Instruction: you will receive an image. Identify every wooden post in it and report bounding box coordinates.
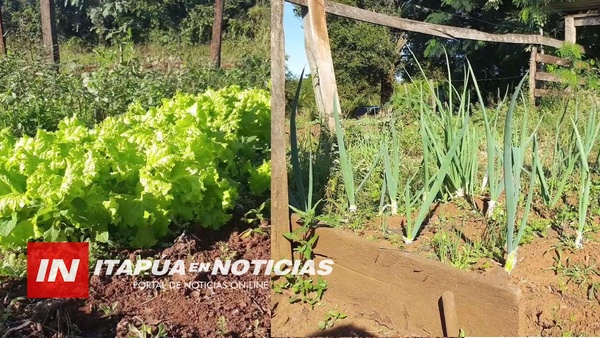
[565,16,576,43]
[40,0,59,64]
[529,46,537,106]
[210,0,224,68]
[0,4,6,56]
[302,7,326,120]
[270,0,292,261]
[305,0,340,131]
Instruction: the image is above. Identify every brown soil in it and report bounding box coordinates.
[0,222,271,338]
[272,199,600,337]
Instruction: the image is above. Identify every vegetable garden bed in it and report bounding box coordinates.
[273,222,522,337]
[273,211,600,337]
[0,85,272,337]
[274,64,600,336]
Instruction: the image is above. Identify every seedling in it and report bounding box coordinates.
[217,242,237,260]
[431,226,481,270]
[318,310,347,330]
[283,226,319,261]
[217,316,228,337]
[241,201,268,226]
[273,274,328,308]
[99,301,119,318]
[127,322,167,338]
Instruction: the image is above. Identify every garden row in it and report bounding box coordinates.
[0,86,271,250]
[291,61,600,274]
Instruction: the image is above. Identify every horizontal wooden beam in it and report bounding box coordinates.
[535,53,571,67]
[534,88,571,98]
[286,0,587,53]
[575,16,600,27]
[571,13,600,19]
[535,71,564,83]
[535,71,586,85]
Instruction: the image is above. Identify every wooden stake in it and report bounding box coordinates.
[305,0,340,131]
[210,0,224,68]
[441,291,459,337]
[270,0,292,261]
[40,0,59,64]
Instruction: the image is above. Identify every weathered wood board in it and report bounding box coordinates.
[288,227,524,337]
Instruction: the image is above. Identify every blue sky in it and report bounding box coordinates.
[284,3,309,77]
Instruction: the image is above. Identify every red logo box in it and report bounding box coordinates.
[27,242,89,299]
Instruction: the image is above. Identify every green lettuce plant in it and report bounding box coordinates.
[0,86,270,248]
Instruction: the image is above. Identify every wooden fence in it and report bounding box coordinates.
[528,46,593,102]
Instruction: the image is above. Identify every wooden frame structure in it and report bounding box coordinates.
[270,0,590,259]
[529,47,570,101]
[529,5,600,102]
[564,13,600,43]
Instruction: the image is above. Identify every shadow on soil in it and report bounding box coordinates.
[0,277,119,337]
[304,325,373,337]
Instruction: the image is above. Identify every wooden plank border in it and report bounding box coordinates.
[272,227,523,336]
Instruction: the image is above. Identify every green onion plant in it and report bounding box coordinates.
[415,53,481,200]
[403,103,471,244]
[332,95,356,213]
[570,107,600,249]
[503,76,540,274]
[289,68,323,222]
[535,105,580,208]
[468,61,505,217]
[289,68,307,211]
[381,119,402,215]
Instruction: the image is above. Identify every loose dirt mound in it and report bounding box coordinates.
[0,223,270,337]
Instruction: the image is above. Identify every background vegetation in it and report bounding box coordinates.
[0,0,272,274]
[289,0,600,114]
